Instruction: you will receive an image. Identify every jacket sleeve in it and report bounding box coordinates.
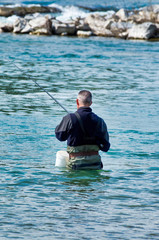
[97,118,110,152]
[55,114,72,141]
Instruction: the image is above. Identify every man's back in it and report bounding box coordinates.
[55,107,110,162]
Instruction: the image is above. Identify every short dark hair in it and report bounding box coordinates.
[77,90,92,104]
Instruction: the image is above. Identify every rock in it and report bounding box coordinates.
[103,10,115,20]
[142,5,159,14]
[30,28,51,35]
[13,16,52,35]
[118,31,128,39]
[115,9,129,21]
[85,14,105,28]
[77,30,92,37]
[0,22,13,32]
[0,15,18,32]
[52,20,76,35]
[1,3,159,41]
[107,21,128,38]
[0,7,14,17]
[24,12,41,21]
[60,32,68,36]
[0,6,61,17]
[104,19,114,29]
[110,21,132,31]
[84,14,113,36]
[128,5,159,23]
[128,12,145,23]
[127,22,158,40]
[109,21,133,37]
[21,24,33,34]
[28,16,52,35]
[157,13,159,23]
[75,18,91,31]
[139,8,157,23]
[13,18,28,33]
[92,28,113,37]
[23,6,61,15]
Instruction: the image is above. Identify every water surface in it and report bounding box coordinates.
[0,32,159,239]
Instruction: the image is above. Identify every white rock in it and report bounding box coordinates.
[85,14,106,28]
[28,16,52,35]
[0,22,13,32]
[75,19,91,31]
[77,30,92,37]
[84,14,113,36]
[118,31,128,38]
[52,20,76,35]
[139,9,156,22]
[21,23,32,33]
[127,22,157,39]
[103,10,115,20]
[104,19,113,29]
[30,28,51,35]
[110,21,132,32]
[115,8,129,20]
[142,5,159,14]
[13,18,27,33]
[29,16,47,28]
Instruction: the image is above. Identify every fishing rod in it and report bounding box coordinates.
[7,60,69,114]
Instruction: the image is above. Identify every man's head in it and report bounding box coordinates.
[76,90,92,109]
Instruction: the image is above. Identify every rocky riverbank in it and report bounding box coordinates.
[0,4,159,40]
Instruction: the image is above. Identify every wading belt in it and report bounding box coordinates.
[69,151,99,158]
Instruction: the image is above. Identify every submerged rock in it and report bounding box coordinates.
[0,6,61,17]
[0,7,14,17]
[77,30,92,37]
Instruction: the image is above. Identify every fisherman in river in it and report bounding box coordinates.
[55,90,110,170]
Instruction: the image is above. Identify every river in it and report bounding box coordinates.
[0,6,159,239]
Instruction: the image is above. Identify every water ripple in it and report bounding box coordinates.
[0,33,159,239]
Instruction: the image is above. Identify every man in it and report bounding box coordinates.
[55,90,110,170]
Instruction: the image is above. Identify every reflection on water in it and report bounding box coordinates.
[61,170,111,187]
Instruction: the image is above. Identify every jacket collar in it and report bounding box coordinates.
[77,107,92,113]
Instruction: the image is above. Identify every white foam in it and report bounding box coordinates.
[0,3,43,8]
[2,4,24,8]
[0,15,19,25]
[56,5,88,22]
[0,3,116,23]
[48,3,64,11]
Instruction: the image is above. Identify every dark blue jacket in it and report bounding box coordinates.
[55,107,110,152]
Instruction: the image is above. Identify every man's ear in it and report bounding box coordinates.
[76,99,79,107]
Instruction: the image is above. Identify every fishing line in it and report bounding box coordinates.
[4,59,69,114]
